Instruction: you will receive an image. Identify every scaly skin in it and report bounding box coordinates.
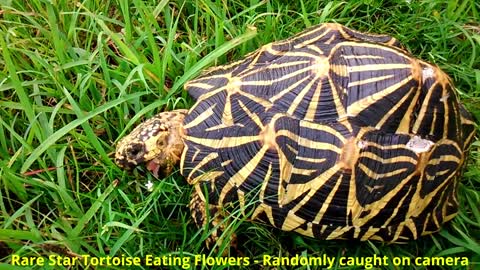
[115,109,187,177]
[115,109,230,249]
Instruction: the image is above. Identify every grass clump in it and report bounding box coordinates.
[0,0,479,269]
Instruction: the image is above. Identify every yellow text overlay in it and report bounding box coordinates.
[10,254,470,269]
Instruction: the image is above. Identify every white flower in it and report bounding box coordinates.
[145,180,154,192]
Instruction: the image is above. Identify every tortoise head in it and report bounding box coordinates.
[115,109,188,178]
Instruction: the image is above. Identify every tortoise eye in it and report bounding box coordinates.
[157,137,167,148]
[127,144,144,158]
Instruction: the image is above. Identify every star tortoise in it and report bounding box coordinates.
[115,23,475,243]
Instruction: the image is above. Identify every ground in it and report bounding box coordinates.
[0,0,479,269]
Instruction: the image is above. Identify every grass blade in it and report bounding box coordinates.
[20,92,147,173]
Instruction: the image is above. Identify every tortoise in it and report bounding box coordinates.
[115,23,475,244]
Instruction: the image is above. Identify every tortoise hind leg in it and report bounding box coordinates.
[190,184,237,252]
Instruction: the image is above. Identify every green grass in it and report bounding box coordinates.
[0,0,479,269]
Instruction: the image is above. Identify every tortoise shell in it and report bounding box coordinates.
[179,23,475,242]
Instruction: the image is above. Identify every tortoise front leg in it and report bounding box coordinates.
[190,184,237,252]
